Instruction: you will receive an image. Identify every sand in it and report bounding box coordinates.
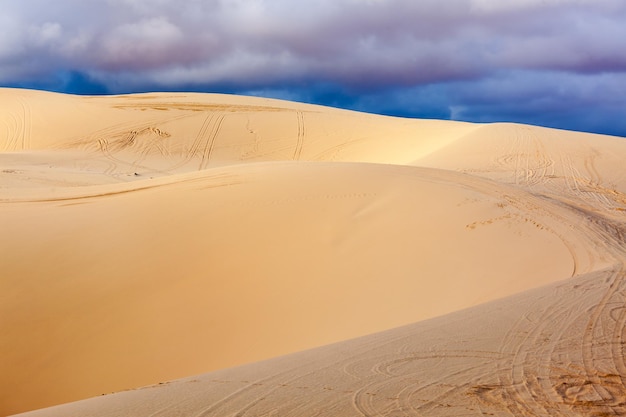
[2,88,625,416]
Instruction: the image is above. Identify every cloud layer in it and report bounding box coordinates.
[2,0,626,136]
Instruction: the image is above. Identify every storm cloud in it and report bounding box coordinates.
[2,0,626,136]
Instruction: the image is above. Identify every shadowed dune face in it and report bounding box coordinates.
[2,89,626,416]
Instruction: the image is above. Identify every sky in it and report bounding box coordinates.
[1,0,626,137]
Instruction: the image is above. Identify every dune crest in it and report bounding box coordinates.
[2,89,625,416]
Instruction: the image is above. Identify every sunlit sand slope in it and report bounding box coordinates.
[416,122,626,217]
[0,88,475,189]
[2,89,625,416]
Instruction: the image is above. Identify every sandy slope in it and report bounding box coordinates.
[2,88,625,416]
[17,264,626,417]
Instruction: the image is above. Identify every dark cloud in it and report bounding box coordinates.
[1,0,626,136]
[12,71,109,95]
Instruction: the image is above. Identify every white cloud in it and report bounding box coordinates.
[0,14,24,59]
[29,22,62,46]
[100,17,185,68]
[106,16,182,46]
[470,0,597,13]
[3,0,625,84]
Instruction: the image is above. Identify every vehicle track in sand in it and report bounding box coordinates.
[494,125,555,188]
[1,96,32,151]
[348,353,505,416]
[471,201,626,416]
[190,361,319,417]
[293,111,305,160]
[61,113,194,178]
[164,112,225,172]
[0,109,20,151]
[128,127,172,160]
[19,97,32,151]
[199,114,225,170]
[235,111,308,162]
[484,124,626,215]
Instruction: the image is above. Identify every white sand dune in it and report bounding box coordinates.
[1,88,625,416]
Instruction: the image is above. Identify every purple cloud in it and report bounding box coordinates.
[1,0,626,136]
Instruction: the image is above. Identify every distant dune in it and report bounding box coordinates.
[2,88,625,416]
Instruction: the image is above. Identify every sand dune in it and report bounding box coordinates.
[17,265,626,417]
[2,88,625,416]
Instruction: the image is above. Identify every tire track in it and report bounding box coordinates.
[130,127,172,168]
[191,362,315,417]
[348,351,505,416]
[0,95,32,151]
[0,117,9,151]
[475,200,626,416]
[611,297,626,390]
[494,126,555,188]
[292,110,305,160]
[164,112,223,172]
[584,150,602,186]
[550,274,626,415]
[4,100,25,151]
[559,153,615,211]
[96,139,119,176]
[199,114,225,170]
[62,112,191,151]
[578,261,626,415]
[560,154,583,196]
[18,97,32,150]
[455,169,626,417]
[399,360,500,416]
[181,113,215,168]
[527,130,555,187]
[1,110,19,151]
[77,113,192,177]
[494,284,583,417]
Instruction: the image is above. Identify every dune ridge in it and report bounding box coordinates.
[1,88,625,416]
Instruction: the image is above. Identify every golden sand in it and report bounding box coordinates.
[2,88,625,416]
